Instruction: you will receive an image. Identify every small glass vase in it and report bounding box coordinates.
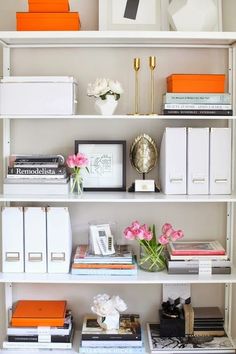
[139,244,166,272]
[70,173,83,195]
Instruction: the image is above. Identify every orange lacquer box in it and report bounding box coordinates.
[167,74,225,93]
[28,0,70,13]
[16,12,80,31]
[11,300,67,327]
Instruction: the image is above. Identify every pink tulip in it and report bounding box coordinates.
[131,221,141,230]
[123,227,136,240]
[171,230,184,241]
[162,223,173,234]
[159,234,169,245]
[66,153,89,169]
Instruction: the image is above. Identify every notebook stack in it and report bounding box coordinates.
[71,245,137,276]
[163,74,232,116]
[79,314,145,354]
[166,240,231,275]
[3,300,74,349]
[16,0,80,31]
[193,307,225,336]
[4,154,69,195]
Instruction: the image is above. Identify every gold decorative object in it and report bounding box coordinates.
[149,56,157,115]
[130,133,158,176]
[133,57,140,115]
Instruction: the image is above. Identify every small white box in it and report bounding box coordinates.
[135,180,155,192]
[210,128,231,195]
[187,128,209,195]
[2,207,24,272]
[24,207,47,273]
[47,207,72,273]
[0,76,77,115]
[160,127,187,194]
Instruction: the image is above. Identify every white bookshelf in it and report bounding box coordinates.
[0,29,236,353]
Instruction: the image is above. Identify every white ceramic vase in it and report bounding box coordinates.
[95,95,118,116]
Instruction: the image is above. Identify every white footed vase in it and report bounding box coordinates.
[95,95,118,116]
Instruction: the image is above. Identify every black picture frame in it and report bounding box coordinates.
[75,140,126,192]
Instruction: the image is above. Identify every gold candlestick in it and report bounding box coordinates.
[149,56,156,115]
[134,57,140,115]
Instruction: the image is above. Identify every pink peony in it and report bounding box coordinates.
[159,234,169,245]
[171,230,184,241]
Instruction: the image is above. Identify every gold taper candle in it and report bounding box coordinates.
[134,57,140,114]
[149,56,157,114]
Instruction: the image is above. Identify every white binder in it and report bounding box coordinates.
[187,128,209,195]
[160,127,187,194]
[2,207,24,272]
[210,128,232,195]
[46,207,72,273]
[24,207,47,273]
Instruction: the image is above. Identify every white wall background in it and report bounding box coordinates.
[0,0,236,346]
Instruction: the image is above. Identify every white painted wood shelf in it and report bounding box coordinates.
[0,31,236,47]
[0,192,235,203]
[0,114,235,120]
[1,268,236,284]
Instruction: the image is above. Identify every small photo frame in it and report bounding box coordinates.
[99,0,168,31]
[75,140,126,191]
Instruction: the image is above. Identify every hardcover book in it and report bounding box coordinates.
[147,323,234,353]
[168,241,225,256]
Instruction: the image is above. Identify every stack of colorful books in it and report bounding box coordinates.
[3,300,74,349]
[166,240,231,275]
[79,314,145,354]
[4,154,69,195]
[71,244,137,276]
[16,0,80,31]
[163,74,232,116]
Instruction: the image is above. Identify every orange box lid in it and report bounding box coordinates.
[167,74,225,81]
[28,0,70,13]
[12,300,67,320]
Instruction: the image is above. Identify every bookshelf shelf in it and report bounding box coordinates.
[1,269,236,284]
[0,192,235,203]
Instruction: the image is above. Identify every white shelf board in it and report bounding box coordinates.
[1,268,236,284]
[0,31,236,47]
[0,114,235,120]
[0,192,236,203]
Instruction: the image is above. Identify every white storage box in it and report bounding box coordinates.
[0,76,78,115]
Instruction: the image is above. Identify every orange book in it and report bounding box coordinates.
[11,300,67,327]
[16,13,80,31]
[28,0,70,13]
[167,74,225,93]
[72,263,136,269]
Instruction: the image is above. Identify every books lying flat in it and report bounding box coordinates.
[163,104,232,110]
[72,263,136,269]
[163,109,233,116]
[7,166,67,178]
[168,241,226,259]
[73,244,133,264]
[8,332,72,343]
[79,345,146,353]
[82,314,141,341]
[168,267,231,274]
[9,154,65,165]
[4,181,69,195]
[194,307,223,321]
[147,323,234,353]
[71,266,137,276]
[163,93,231,104]
[3,339,72,349]
[167,259,231,268]
[11,300,67,327]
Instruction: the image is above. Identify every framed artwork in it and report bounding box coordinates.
[99,0,168,31]
[75,140,126,191]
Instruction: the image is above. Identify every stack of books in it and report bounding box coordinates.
[163,74,232,116]
[4,154,69,195]
[79,314,145,354]
[3,300,74,349]
[166,240,231,275]
[71,244,137,276]
[193,307,225,336]
[16,0,80,31]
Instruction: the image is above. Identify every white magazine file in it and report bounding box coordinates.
[187,127,209,195]
[159,127,187,194]
[24,207,47,273]
[2,207,24,272]
[46,207,72,273]
[210,128,231,195]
